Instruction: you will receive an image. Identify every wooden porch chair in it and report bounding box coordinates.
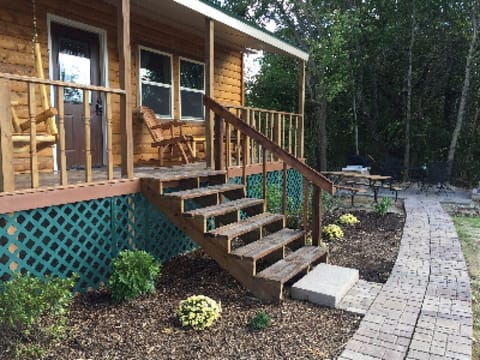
[139,106,195,166]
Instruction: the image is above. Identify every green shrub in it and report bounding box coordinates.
[339,213,359,225]
[249,310,272,330]
[176,295,221,330]
[14,342,46,359]
[0,273,76,336]
[374,197,392,216]
[0,272,76,358]
[266,184,283,213]
[108,250,161,301]
[322,191,339,214]
[322,224,344,240]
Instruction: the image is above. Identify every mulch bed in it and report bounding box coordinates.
[2,210,404,360]
[325,210,405,283]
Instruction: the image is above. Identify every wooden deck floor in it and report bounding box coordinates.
[13,162,211,191]
[2,161,286,214]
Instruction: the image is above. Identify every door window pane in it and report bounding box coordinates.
[139,48,172,118]
[180,59,205,120]
[59,38,91,103]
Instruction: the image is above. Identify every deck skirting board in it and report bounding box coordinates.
[0,179,140,214]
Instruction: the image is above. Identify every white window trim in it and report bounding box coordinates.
[179,56,205,121]
[139,46,174,119]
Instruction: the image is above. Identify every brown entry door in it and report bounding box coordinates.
[51,23,103,168]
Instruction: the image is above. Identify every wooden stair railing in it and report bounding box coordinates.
[203,95,334,246]
[140,99,335,302]
[140,169,328,303]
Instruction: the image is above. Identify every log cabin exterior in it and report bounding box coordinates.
[0,0,308,173]
[0,0,335,302]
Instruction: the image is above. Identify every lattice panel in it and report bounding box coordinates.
[287,169,304,211]
[0,199,114,291]
[0,194,197,292]
[229,169,304,213]
[112,194,145,253]
[140,200,198,261]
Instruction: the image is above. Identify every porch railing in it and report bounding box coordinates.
[0,72,126,192]
[224,105,304,167]
[205,95,333,245]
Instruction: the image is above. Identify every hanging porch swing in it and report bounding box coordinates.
[11,0,58,153]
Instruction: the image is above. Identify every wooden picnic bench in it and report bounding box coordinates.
[323,171,399,203]
[335,184,368,206]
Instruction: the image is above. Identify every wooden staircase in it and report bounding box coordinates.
[140,169,327,302]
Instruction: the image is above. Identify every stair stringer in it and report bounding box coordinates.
[140,179,285,302]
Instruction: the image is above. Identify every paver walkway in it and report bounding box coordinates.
[338,280,383,315]
[338,198,473,360]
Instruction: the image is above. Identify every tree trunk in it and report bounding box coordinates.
[404,0,416,181]
[447,8,478,178]
[310,97,328,171]
[319,97,328,171]
[353,91,359,156]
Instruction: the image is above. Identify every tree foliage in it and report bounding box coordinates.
[209,0,480,186]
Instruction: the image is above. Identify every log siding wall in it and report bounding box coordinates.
[0,0,243,169]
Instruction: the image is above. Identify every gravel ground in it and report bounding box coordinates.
[1,210,404,360]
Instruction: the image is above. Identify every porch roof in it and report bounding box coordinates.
[131,0,309,61]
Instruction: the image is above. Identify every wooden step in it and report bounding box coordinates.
[148,168,226,182]
[140,170,227,194]
[163,183,244,200]
[208,212,284,240]
[184,198,263,218]
[231,228,305,261]
[255,246,327,284]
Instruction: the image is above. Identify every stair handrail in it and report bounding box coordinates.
[203,95,335,195]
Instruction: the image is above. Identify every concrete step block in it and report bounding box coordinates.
[291,263,359,307]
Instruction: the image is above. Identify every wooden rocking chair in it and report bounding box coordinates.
[139,106,195,166]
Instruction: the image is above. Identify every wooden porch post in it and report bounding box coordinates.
[214,114,225,170]
[118,0,133,178]
[0,79,14,192]
[205,18,215,168]
[311,186,322,246]
[298,60,306,160]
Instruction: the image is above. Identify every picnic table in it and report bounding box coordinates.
[322,171,393,203]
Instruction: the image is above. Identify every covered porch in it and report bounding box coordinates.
[0,0,308,194]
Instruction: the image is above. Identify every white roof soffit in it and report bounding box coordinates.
[172,0,309,61]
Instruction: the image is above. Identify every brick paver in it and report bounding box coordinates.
[338,280,383,315]
[338,198,473,360]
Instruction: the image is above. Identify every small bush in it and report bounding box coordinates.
[0,273,76,358]
[109,250,161,302]
[176,295,221,330]
[250,310,272,331]
[322,224,344,240]
[0,273,76,335]
[339,213,359,225]
[374,197,392,216]
[322,191,339,214]
[266,184,283,213]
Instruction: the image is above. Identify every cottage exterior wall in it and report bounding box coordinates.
[0,0,243,170]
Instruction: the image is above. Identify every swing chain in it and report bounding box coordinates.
[32,0,39,43]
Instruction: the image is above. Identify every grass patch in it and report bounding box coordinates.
[453,216,480,358]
